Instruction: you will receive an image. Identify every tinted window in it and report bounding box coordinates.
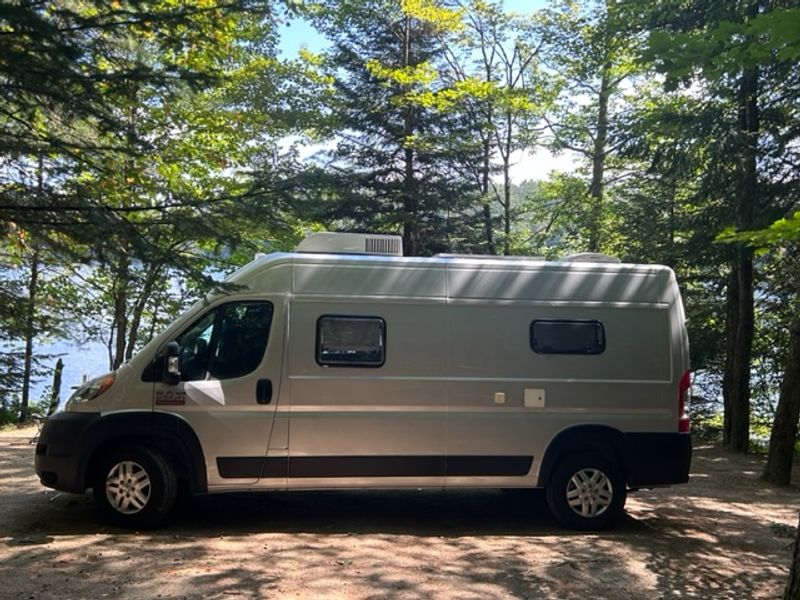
[530,319,605,355]
[143,301,273,382]
[317,316,385,367]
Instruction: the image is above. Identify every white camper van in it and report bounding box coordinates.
[35,232,692,530]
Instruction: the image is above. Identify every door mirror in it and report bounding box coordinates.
[162,341,181,385]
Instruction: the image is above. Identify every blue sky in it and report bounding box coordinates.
[279,0,552,57]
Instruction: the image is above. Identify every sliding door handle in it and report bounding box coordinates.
[256,379,272,405]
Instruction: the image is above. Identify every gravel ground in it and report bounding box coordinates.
[1,426,798,599]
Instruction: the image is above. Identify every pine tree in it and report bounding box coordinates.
[306,0,483,256]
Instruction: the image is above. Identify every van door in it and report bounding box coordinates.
[152,297,285,488]
[285,299,448,488]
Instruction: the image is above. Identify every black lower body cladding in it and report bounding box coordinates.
[35,410,209,495]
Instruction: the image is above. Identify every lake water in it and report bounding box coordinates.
[32,340,110,408]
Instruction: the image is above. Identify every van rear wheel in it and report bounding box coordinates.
[93,445,177,529]
[546,453,626,530]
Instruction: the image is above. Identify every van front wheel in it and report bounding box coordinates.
[546,453,626,530]
[93,445,177,528]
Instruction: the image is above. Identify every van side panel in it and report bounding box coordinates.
[445,265,677,487]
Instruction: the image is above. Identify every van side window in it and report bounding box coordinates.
[142,301,273,382]
[316,316,386,367]
[530,319,605,355]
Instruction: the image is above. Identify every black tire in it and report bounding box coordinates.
[546,452,626,530]
[93,444,178,529]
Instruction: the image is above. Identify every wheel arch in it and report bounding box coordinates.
[80,411,207,494]
[537,424,633,488]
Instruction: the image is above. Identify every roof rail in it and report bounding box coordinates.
[436,253,546,261]
[560,252,621,264]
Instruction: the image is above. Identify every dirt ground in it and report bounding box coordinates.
[1,426,798,600]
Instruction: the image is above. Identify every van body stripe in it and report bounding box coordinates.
[216,455,533,479]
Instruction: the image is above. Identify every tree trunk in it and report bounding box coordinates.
[726,62,759,453]
[785,511,800,600]
[125,264,162,361]
[47,358,63,416]
[763,309,800,485]
[19,249,40,423]
[722,264,738,445]
[502,112,512,256]
[587,66,610,253]
[400,15,418,256]
[111,250,130,370]
[729,247,754,452]
[481,135,496,255]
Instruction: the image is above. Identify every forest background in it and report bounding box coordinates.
[2,0,800,490]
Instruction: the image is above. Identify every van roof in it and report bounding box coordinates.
[226,252,677,306]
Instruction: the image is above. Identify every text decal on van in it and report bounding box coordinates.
[156,390,187,405]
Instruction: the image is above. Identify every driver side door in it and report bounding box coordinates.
[152,298,284,489]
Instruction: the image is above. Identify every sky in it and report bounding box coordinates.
[277,0,577,183]
[279,0,551,57]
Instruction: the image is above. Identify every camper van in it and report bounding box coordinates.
[35,232,692,530]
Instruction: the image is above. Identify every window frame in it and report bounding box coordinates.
[209,301,274,380]
[142,300,274,382]
[315,314,387,368]
[529,318,606,356]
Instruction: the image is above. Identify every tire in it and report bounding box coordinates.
[546,452,626,530]
[93,444,178,529]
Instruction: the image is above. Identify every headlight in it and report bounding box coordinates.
[67,373,115,407]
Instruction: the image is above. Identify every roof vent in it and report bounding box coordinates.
[295,232,403,256]
[560,252,621,264]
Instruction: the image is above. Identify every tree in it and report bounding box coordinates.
[0,226,80,420]
[434,0,552,255]
[651,4,800,590]
[637,0,799,452]
[605,80,744,417]
[537,0,642,253]
[305,0,484,256]
[0,0,283,414]
[718,213,800,598]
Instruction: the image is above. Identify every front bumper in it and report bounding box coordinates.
[34,411,101,493]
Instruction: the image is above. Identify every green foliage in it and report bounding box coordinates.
[691,412,724,442]
[535,0,646,253]
[425,0,555,254]
[644,6,800,88]
[518,173,591,257]
[0,389,54,426]
[717,212,800,250]
[295,0,489,255]
[0,0,292,392]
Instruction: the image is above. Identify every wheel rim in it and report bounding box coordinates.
[105,460,151,515]
[566,468,613,518]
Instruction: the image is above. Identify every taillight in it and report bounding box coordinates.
[678,370,691,433]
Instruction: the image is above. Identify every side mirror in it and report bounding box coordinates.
[162,341,181,385]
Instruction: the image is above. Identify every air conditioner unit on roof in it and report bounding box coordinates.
[295,232,403,256]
